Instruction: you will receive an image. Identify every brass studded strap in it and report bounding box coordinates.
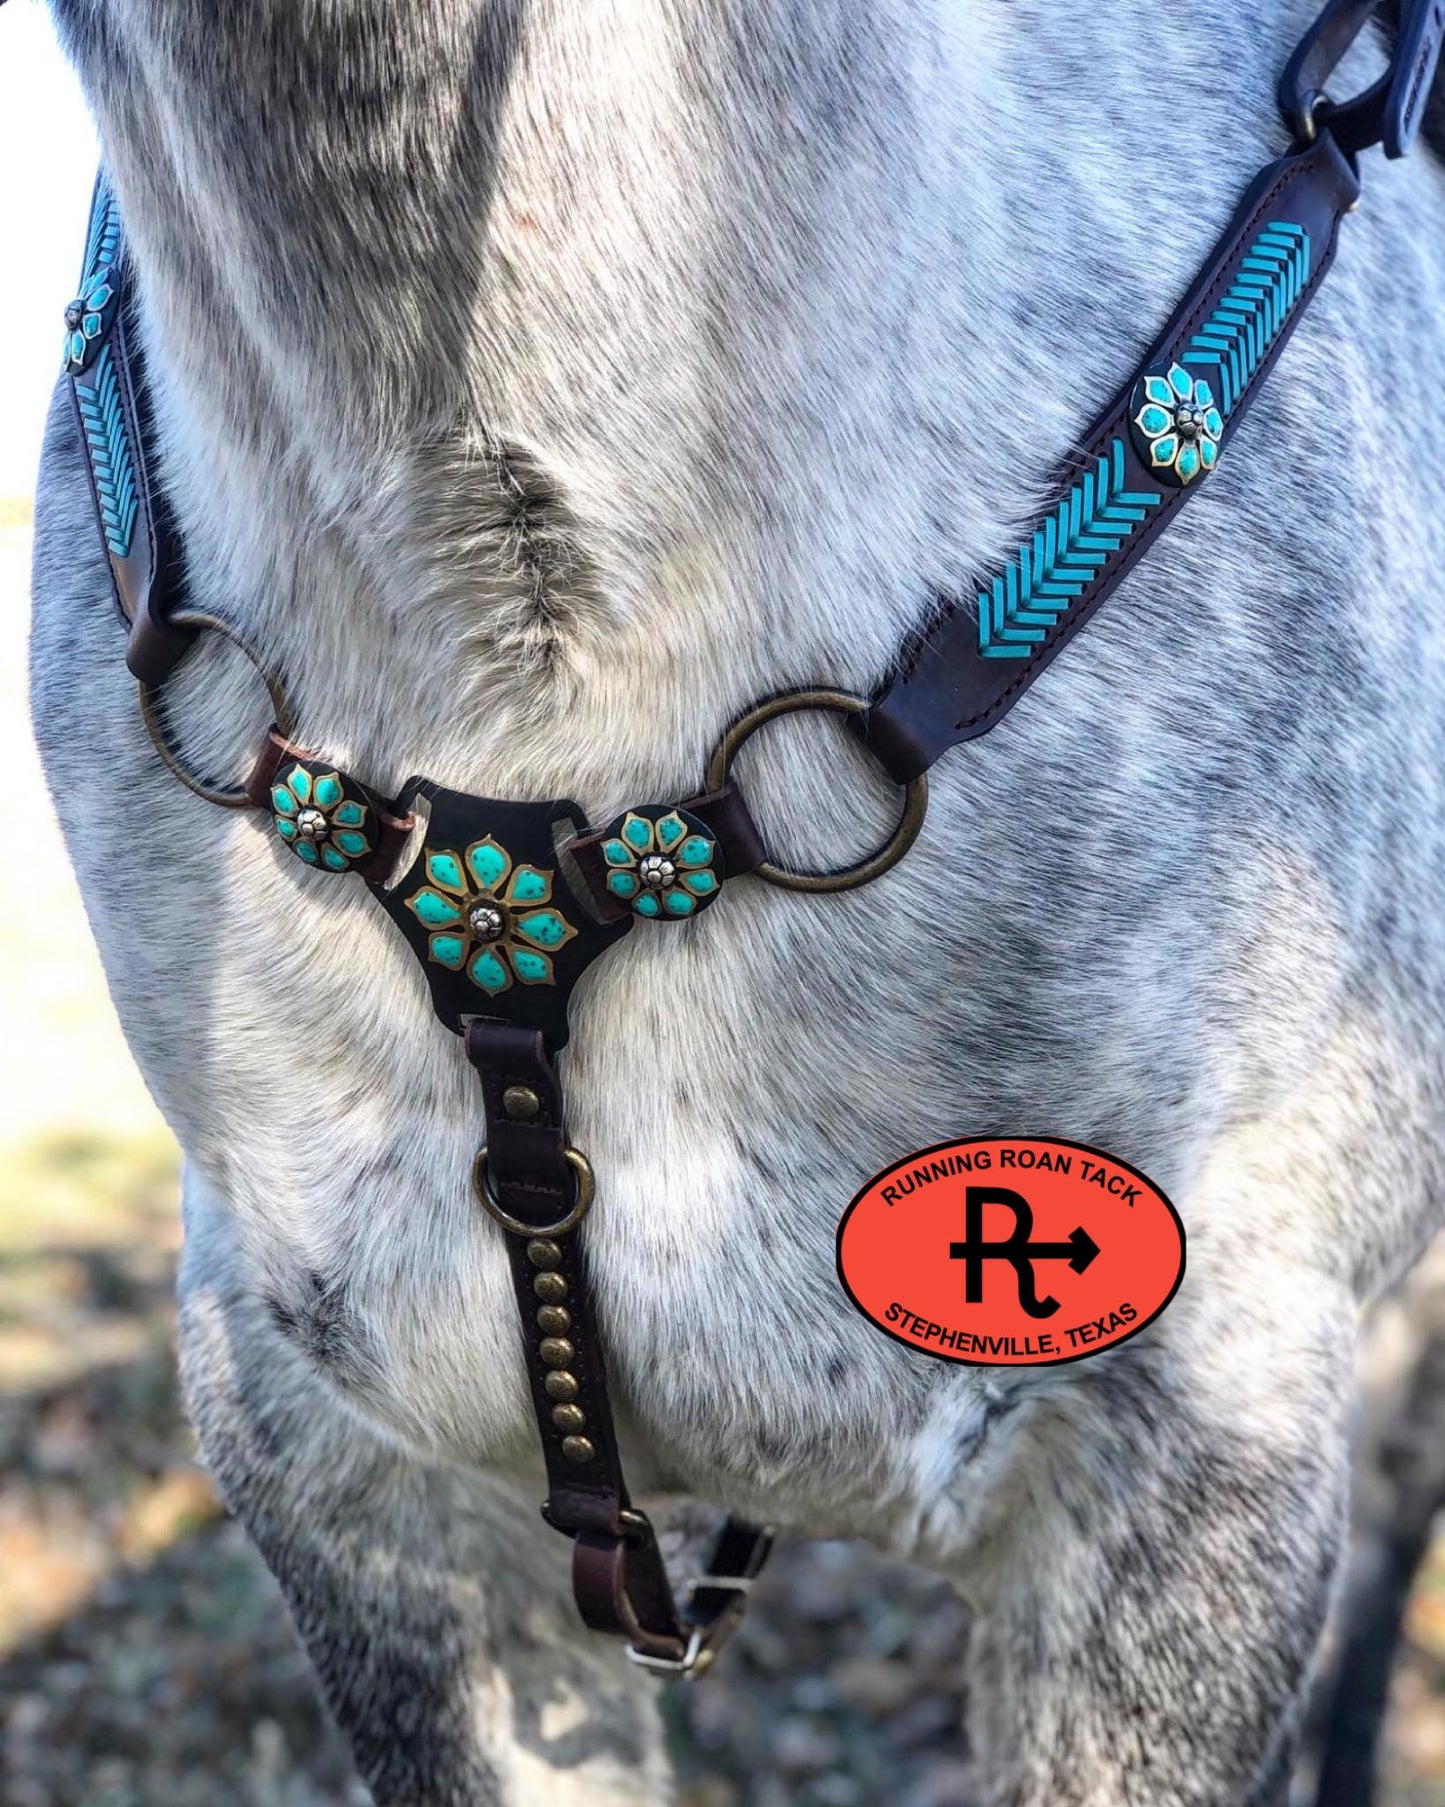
[463,1020,772,1676]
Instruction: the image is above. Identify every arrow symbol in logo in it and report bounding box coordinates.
[949,1187,1100,1320]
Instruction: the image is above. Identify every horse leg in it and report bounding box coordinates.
[957,1270,1355,1807]
[1312,1241,1445,1807]
[176,1166,671,1807]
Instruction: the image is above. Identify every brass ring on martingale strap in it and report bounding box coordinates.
[472,1145,597,1239]
[138,609,297,809]
[704,688,928,893]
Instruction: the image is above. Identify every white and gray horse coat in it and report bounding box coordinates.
[28,2,1445,1803]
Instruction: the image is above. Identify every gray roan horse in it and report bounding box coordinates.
[26,1,1445,1803]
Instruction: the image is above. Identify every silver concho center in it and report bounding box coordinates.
[469,902,506,942]
[296,807,330,842]
[638,853,676,889]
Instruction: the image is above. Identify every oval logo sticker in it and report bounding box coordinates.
[837,1137,1185,1366]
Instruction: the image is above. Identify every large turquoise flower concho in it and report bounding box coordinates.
[1129,363,1224,487]
[405,839,577,994]
[270,761,375,872]
[599,808,721,919]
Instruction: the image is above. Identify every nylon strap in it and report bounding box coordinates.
[1281,0,1444,158]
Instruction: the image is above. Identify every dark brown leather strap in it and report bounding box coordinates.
[464,1019,771,1672]
[687,782,767,875]
[1281,0,1444,158]
[855,131,1362,785]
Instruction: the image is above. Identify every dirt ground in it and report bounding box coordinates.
[3,510,1443,1806]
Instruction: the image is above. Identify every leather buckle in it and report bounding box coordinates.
[625,1564,760,1677]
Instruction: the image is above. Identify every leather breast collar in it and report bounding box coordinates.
[53,0,1444,1677]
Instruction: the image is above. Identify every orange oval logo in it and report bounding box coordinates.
[837,1137,1185,1366]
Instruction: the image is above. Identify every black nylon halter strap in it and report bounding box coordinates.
[853,130,1362,787]
[1282,0,1444,157]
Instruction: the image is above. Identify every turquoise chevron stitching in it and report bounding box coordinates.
[74,344,139,558]
[977,439,1161,660]
[81,177,122,283]
[1181,222,1309,417]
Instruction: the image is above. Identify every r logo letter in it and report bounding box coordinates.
[949,1186,1099,1320]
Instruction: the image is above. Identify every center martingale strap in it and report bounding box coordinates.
[855,131,1361,785]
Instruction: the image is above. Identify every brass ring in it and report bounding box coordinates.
[472,1145,596,1239]
[1290,85,1331,147]
[705,688,928,893]
[138,609,296,809]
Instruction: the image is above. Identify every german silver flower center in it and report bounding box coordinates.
[639,854,676,889]
[64,301,85,331]
[296,807,329,841]
[469,902,505,942]
[1176,405,1204,438]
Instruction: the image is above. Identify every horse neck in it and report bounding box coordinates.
[54,3,1013,786]
[54,0,1277,797]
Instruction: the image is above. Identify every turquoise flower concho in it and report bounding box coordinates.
[62,265,120,376]
[405,839,578,994]
[598,807,722,920]
[270,760,376,873]
[1129,363,1224,487]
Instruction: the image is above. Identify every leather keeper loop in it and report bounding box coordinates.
[244,726,315,809]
